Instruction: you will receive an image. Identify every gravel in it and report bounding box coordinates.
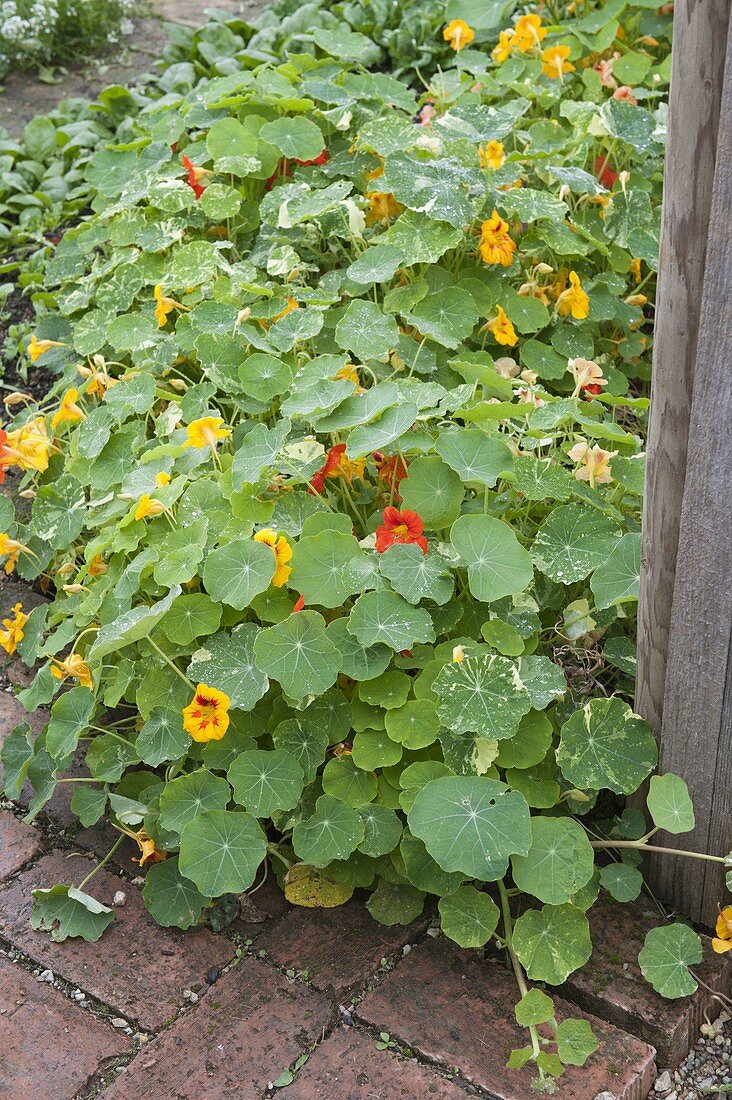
[651,1011,732,1099]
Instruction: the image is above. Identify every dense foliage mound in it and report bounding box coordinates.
[3,0,729,1089]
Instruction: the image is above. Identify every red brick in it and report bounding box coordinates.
[560,895,732,1068]
[100,957,333,1099]
[357,939,656,1100]
[258,897,429,994]
[285,1025,466,1099]
[0,851,236,1029]
[0,954,129,1100]
[0,809,42,878]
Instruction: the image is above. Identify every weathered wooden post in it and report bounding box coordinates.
[636,0,732,925]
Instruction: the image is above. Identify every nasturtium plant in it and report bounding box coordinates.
[0,0,726,1092]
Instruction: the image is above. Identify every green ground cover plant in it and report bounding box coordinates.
[2,0,731,1090]
[0,0,137,77]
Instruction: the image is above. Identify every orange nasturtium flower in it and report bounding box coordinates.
[568,357,608,396]
[556,270,590,320]
[486,305,519,347]
[512,13,546,51]
[568,439,618,488]
[134,495,166,521]
[184,416,231,450]
[27,334,66,363]
[270,297,299,324]
[3,417,51,473]
[443,19,475,51]
[51,388,85,431]
[375,506,428,554]
[51,652,93,690]
[375,453,409,500]
[0,533,31,575]
[478,210,516,267]
[131,828,167,866]
[310,443,346,493]
[0,603,28,655]
[479,141,506,170]
[181,154,210,200]
[77,360,116,398]
[712,906,732,953]
[182,683,231,742]
[541,44,576,80]
[87,553,107,577]
[154,284,188,329]
[365,192,403,226]
[253,528,293,587]
[492,29,516,63]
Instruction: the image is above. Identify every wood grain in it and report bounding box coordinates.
[635,0,730,737]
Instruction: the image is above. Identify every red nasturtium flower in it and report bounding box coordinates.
[375,506,428,554]
[310,443,347,493]
[181,154,208,199]
[294,148,329,167]
[594,154,618,189]
[374,452,409,499]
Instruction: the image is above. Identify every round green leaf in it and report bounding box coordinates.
[555,1019,599,1066]
[290,531,365,608]
[515,988,556,1027]
[202,540,275,610]
[322,756,378,807]
[260,116,325,161]
[359,670,411,710]
[31,885,114,943]
[399,456,464,529]
[347,590,435,651]
[400,833,464,896]
[434,653,532,739]
[439,885,500,948]
[495,711,553,770]
[385,698,440,749]
[435,429,513,487]
[187,624,269,711]
[253,611,342,699]
[590,533,641,610]
[511,817,596,905]
[272,717,329,783]
[178,809,267,895]
[335,299,398,362]
[408,776,532,881]
[512,904,592,985]
[347,244,403,285]
[532,504,622,584]
[598,863,643,902]
[557,698,658,794]
[158,768,231,833]
[366,880,425,926]
[159,594,222,646]
[352,730,403,770]
[206,117,260,174]
[229,749,304,817]
[378,543,454,605]
[325,618,391,682]
[357,805,403,857]
[638,924,702,998]
[136,708,190,767]
[292,793,365,865]
[517,655,567,710]
[647,773,695,835]
[450,515,533,602]
[142,856,209,929]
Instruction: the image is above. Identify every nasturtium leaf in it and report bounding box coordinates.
[335,299,398,361]
[31,885,114,942]
[385,699,440,749]
[254,611,342,699]
[159,594,222,646]
[206,117,261,174]
[178,809,267,896]
[89,587,181,660]
[512,904,592,985]
[507,760,560,809]
[284,864,354,908]
[187,625,269,711]
[292,793,365,865]
[202,720,258,772]
[515,988,556,1027]
[325,618,391,682]
[481,619,524,656]
[238,353,292,403]
[399,456,464,529]
[158,768,231,833]
[232,420,291,485]
[434,653,532,739]
[408,776,532,880]
[322,756,378,808]
[438,730,499,777]
[557,698,658,794]
[451,515,533,602]
[647,773,695,835]
[272,717,329,783]
[532,505,622,584]
[366,880,425,925]
[260,116,325,161]
[511,817,595,905]
[45,687,95,762]
[352,730,402,771]
[438,885,500,948]
[202,540,275,610]
[346,402,419,458]
[228,749,304,817]
[136,708,190,766]
[495,711,554,770]
[598,862,643,902]
[556,1019,599,1066]
[517,656,567,710]
[347,244,403,285]
[348,590,435,651]
[289,531,364,608]
[70,785,108,828]
[30,474,85,550]
[638,924,702,998]
[359,670,411,710]
[500,188,568,223]
[1,722,34,800]
[380,210,463,264]
[404,286,479,348]
[400,833,464,896]
[142,856,209,929]
[590,533,641,609]
[358,804,403,857]
[378,543,454,606]
[435,429,513,487]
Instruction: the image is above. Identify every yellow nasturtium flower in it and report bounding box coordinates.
[541,44,576,80]
[0,533,31,575]
[154,471,171,487]
[134,495,166,521]
[51,388,85,431]
[27,334,66,363]
[486,305,519,347]
[492,29,516,63]
[365,192,403,226]
[131,828,167,866]
[712,906,732,953]
[253,528,293,588]
[182,683,230,742]
[478,210,516,267]
[556,271,590,320]
[568,439,618,488]
[184,416,232,450]
[512,13,546,51]
[51,652,94,689]
[153,284,187,328]
[443,19,475,51]
[479,141,506,171]
[0,603,28,655]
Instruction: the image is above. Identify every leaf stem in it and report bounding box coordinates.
[590,840,727,863]
[147,637,195,689]
[76,834,125,891]
[498,880,544,1076]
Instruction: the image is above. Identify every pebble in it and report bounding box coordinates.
[594,1093,617,1100]
[73,991,85,1002]
[183,989,199,1003]
[650,1013,732,1098]
[111,1018,129,1029]
[113,890,126,907]
[36,969,54,984]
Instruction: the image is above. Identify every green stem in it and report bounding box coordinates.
[76,835,125,891]
[590,840,727,864]
[498,880,544,1075]
[147,637,195,689]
